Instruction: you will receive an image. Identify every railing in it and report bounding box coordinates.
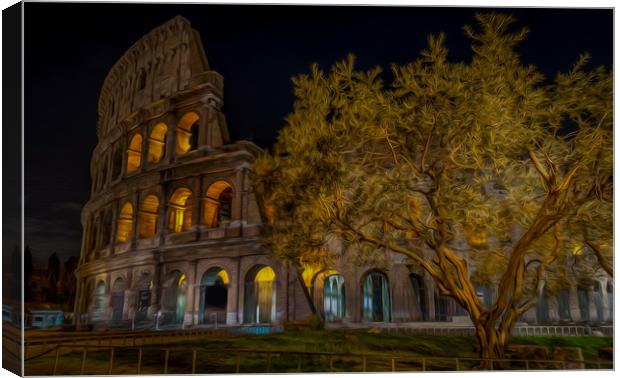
[383,325,601,337]
[26,344,613,375]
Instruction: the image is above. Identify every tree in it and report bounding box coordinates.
[253,13,612,362]
[47,252,61,300]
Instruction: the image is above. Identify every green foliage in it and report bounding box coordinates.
[253,12,612,355]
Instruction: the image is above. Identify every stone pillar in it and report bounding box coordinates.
[227,262,240,324]
[587,287,597,321]
[599,279,610,321]
[547,296,559,322]
[425,277,436,321]
[569,285,581,321]
[131,192,140,248]
[343,268,359,323]
[184,262,197,326]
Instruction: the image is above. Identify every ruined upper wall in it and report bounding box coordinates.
[97,16,212,138]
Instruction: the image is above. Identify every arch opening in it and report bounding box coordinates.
[204,181,233,228]
[135,272,152,322]
[112,148,123,180]
[162,270,187,325]
[362,271,391,322]
[92,281,106,322]
[323,274,345,322]
[176,112,200,155]
[138,195,159,238]
[126,134,143,173]
[111,278,126,322]
[116,202,134,243]
[198,267,229,324]
[147,123,167,163]
[168,188,193,233]
[244,265,276,324]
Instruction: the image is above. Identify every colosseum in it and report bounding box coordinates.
[74,16,612,330]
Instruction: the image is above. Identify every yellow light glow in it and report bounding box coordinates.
[465,229,487,248]
[178,273,187,287]
[176,112,199,155]
[138,195,159,238]
[116,202,134,243]
[126,134,143,173]
[204,181,233,227]
[255,266,275,283]
[147,123,167,163]
[168,188,192,233]
[218,270,230,285]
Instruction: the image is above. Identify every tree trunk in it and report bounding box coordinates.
[294,266,320,318]
[474,319,510,370]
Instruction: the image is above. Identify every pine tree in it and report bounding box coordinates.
[253,13,612,362]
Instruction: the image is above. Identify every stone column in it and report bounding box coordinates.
[569,285,581,321]
[131,193,140,248]
[547,296,559,322]
[227,261,240,324]
[587,287,598,321]
[183,262,197,326]
[425,277,436,321]
[599,279,610,321]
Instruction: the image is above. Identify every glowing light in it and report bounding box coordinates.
[204,181,233,227]
[168,188,192,233]
[176,112,199,155]
[126,134,143,173]
[147,123,167,163]
[218,270,230,285]
[178,273,187,287]
[116,202,134,243]
[255,266,275,283]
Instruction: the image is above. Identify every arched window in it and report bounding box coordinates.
[204,181,233,227]
[92,281,106,322]
[176,112,200,156]
[362,271,391,322]
[324,274,345,322]
[168,188,193,233]
[116,202,134,243]
[112,148,123,180]
[138,195,159,238]
[199,267,229,324]
[126,134,142,174]
[147,123,167,163]
[244,265,276,324]
[163,270,187,324]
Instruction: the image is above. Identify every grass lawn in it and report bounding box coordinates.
[24,328,613,375]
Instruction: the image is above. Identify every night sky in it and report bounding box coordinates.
[23,3,612,267]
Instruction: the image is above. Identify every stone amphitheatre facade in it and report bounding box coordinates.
[74,16,612,330]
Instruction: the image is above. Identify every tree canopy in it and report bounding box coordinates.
[253,13,612,360]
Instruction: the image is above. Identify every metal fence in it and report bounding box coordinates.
[26,344,613,375]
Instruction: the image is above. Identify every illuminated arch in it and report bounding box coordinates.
[126,134,143,173]
[312,269,345,322]
[198,267,230,324]
[163,270,187,324]
[116,202,134,243]
[244,265,276,324]
[138,195,159,238]
[168,188,193,233]
[203,181,233,227]
[176,112,200,155]
[147,123,167,163]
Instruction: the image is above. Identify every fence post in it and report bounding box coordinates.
[52,346,60,375]
[164,349,169,374]
[297,354,302,372]
[330,356,334,372]
[391,357,396,372]
[266,353,271,373]
[80,348,87,375]
[108,348,115,375]
[235,353,240,373]
[421,358,426,372]
[455,358,459,371]
[192,349,197,374]
[362,356,366,372]
[137,348,142,374]
[525,360,529,370]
